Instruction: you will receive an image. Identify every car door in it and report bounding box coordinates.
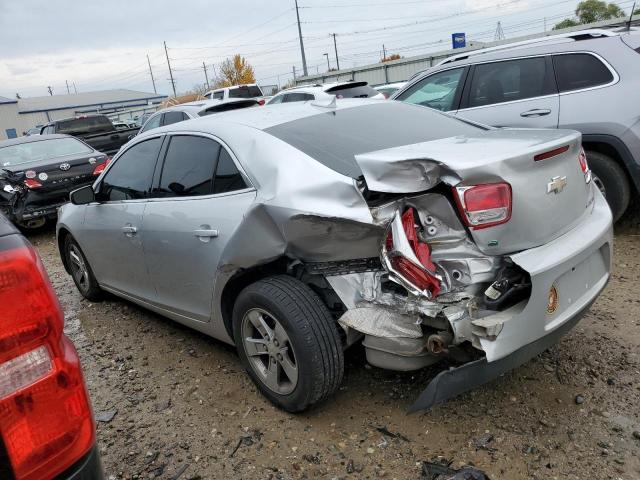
[394,66,468,113]
[142,133,256,322]
[78,136,163,300]
[455,56,560,128]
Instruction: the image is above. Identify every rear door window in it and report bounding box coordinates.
[162,111,188,126]
[213,148,247,194]
[99,137,162,201]
[467,57,551,108]
[212,91,224,100]
[395,67,465,111]
[283,92,314,102]
[552,53,614,92]
[155,135,220,197]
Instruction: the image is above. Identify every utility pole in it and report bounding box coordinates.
[147,54,157,94]
[382,44,387,61]
[543,17,547,32]
[65,80,70,94]
[332,33,340,71]
[494,21,505,41]
[628,2,636,31]
[323,53,330,71]
[164,41,177,97]
[294,0,308,76]
[202,62,210,89]
[47,86,53,96]
[72,82,78,94]
[292,65,297,83]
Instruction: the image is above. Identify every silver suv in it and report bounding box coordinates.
[393,29,640,221]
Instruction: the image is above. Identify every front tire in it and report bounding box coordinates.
[586,150,630,222]
[64,235,102,301]
[233,275,344,412]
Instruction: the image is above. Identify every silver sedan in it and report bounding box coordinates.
[57,100,612,412]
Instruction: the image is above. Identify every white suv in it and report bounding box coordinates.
[267,81,384,105]
[203,84,265,103]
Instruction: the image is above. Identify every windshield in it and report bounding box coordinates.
[228,85,262,98]
[0,137,93,167]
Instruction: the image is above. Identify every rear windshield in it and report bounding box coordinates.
[265,102,485,178]
[198,100,258,116]
[56,116,113,135]
[0,137,92,167]
[327,83,379,99]
[228,86,262,98]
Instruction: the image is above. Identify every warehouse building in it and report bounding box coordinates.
[0,89,167,140]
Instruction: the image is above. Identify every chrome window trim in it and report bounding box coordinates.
[457,93,559,113]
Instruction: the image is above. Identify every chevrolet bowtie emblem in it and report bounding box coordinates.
[547,175,567,194]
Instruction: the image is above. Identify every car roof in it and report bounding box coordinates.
[0,133,74,147]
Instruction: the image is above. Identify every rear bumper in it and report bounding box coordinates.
[55,445,103,480]
[410,189,613,411]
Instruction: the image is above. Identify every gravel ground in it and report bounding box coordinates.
[28,208,640,480]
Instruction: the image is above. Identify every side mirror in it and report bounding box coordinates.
[70,185,96,205]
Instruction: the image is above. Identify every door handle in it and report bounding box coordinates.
[194,229,219,238]
[520,108,551,117]
[122,225,137,236]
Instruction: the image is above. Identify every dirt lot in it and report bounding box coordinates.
[29,208,640,480]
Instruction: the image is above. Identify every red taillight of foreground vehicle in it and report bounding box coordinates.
[385,208,441,298]
[257,99,266,106]
[0,240,94,480]
[578,147,592,184]
[23,179,42,189]
[92,157,110,176]
[454,182,512,230]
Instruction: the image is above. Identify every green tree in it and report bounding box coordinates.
[576,0,625,23]
[553,18,580,30]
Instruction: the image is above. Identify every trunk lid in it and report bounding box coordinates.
[355,128,592,255]
[2,151,105,194]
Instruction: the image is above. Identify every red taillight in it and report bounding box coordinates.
[534,145,570,161]
[258,99,266,106]
[385,208,441,298]
[0,241,94,480]
[23,179,42,189]
[454,182,512,230]
[578,148,588,173]
[92,157,110,176]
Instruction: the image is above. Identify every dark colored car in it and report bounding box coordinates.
[0,135,109,228]
[40,115,139,155]
[0,213,103,479]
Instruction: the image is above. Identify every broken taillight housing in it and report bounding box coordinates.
[578,148,592,184]
[0,239,94,480]
[92,157,111,176]
[23,179,42,189]
[454,182,512,230]
[383,208,441,298]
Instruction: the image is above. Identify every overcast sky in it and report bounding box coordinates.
[0,0,634,98]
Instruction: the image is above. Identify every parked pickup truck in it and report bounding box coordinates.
[40,115,139,155]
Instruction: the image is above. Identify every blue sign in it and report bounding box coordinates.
[452,33,466,49]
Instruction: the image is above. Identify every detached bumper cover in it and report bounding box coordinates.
[409,301,590,412]
[409,189,612,412]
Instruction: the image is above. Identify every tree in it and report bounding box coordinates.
[215,54,256,88]
[576,0,624,23]
[381,53,402,63]
[553,0,625,30]
[553,18,580,30]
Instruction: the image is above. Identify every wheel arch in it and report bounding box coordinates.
[582,134,640,194]
[57,227,73,274]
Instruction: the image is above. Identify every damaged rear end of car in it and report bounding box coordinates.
[258,102,613,411]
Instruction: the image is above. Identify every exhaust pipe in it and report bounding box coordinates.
[426,333,452,355]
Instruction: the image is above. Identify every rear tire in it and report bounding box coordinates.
[232,275,344,412]
[64,235,102,301]
[586,150,630,222]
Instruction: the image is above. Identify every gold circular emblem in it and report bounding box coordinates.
[547,285,559,315]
